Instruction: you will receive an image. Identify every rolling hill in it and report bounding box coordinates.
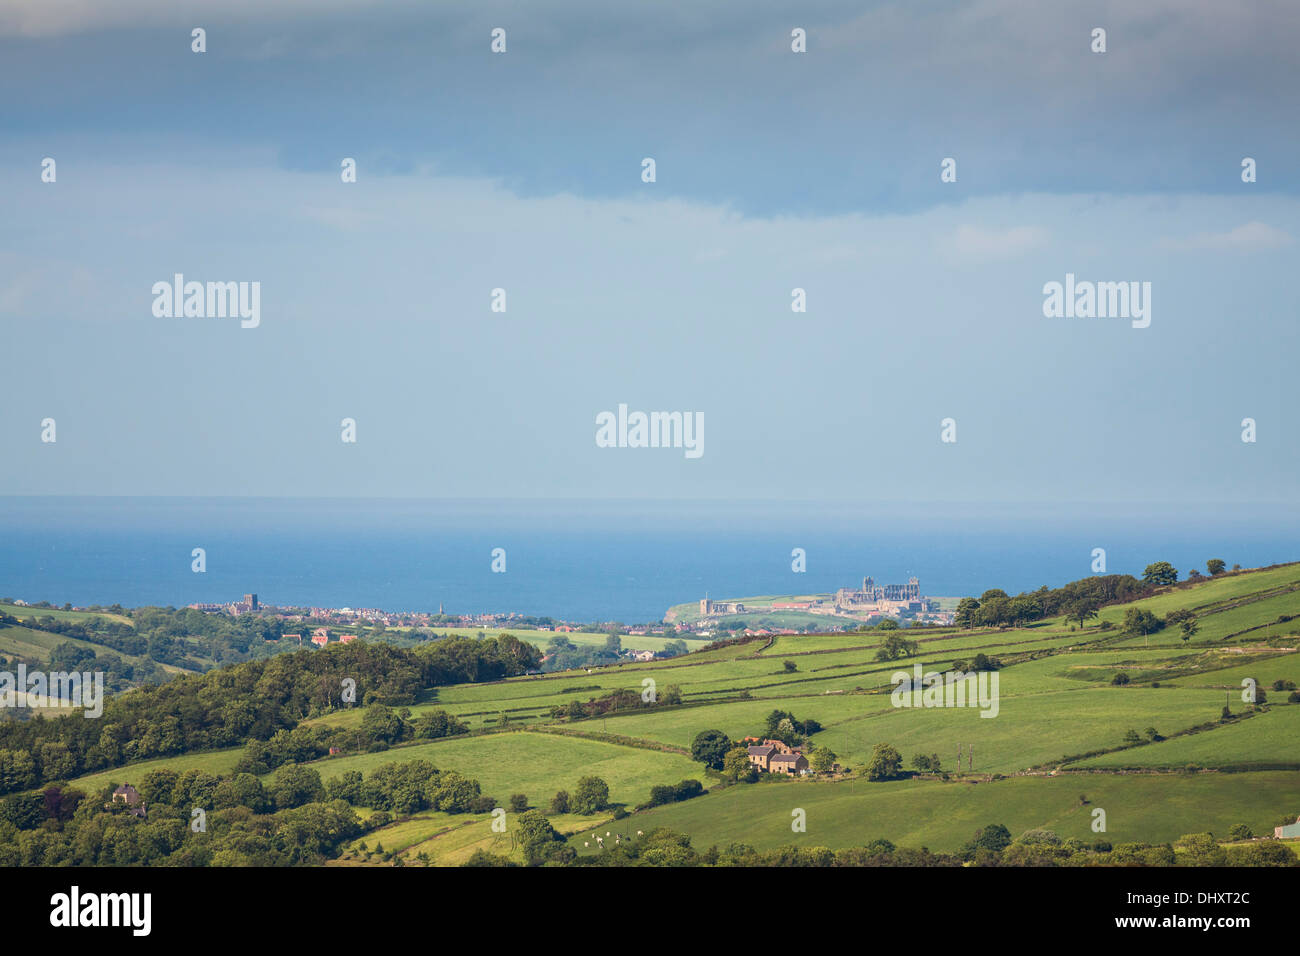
[19,562,1300,866]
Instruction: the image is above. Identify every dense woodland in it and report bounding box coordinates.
[0,636,540,795]
[471,824,1297,868]
[0,753,525,865]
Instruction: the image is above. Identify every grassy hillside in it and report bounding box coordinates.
[0,622,191,677]
[1069,706,1300,770]
[293,730,703,808]
[0,603,133,626]
[38,562,1300,864]
[56,748,247,796]
[570,771,1300,855]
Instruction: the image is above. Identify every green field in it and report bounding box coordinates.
[296,730,704,809]
[0,623,191,676]
[1163,650,1300,690]
[1070,705,1300,770]
[592,685,1232,773]
[0,603,134,626]
[572,771,1300,855]
[57,748,246,796]
[0,624,103,662]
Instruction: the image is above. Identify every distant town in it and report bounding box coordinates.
[181,594,651,641]
[8,573,954,650]
[163,573,956,647]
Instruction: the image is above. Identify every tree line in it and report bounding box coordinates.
[951,560,1233,631]
[0,636,540,796]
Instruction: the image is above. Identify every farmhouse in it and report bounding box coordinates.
[110,784,146,818]
[112,784,141,806]
[1274,816,1300,839]
[770,752,810,775]
[747,743,777,771]
[743,736,803,753]
[746,737,808,774]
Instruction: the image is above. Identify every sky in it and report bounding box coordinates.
[1,0,1297,505]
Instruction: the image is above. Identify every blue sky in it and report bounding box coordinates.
[1,0,1297,505]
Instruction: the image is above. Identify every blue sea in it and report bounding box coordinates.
[1,498,1297,623]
